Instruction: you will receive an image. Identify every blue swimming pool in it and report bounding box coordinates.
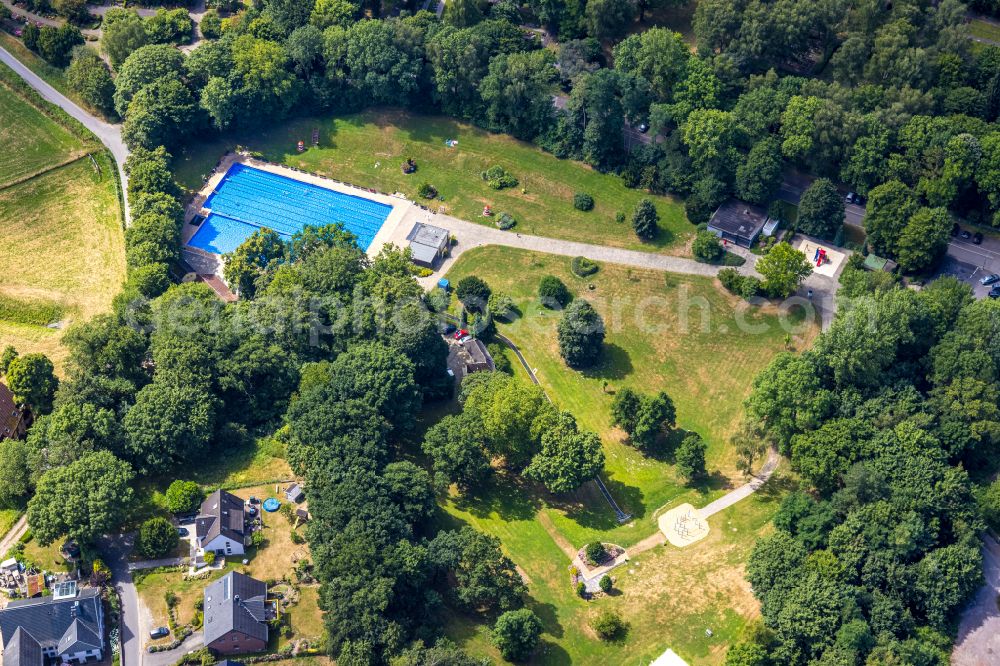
[187,163,393,255]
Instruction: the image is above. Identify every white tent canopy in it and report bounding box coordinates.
[650,648,689,666]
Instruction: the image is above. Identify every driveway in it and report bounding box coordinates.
[778,171,866,228]
[99,534,141,666]
[144,631,204,666]
[953,534,1000,665]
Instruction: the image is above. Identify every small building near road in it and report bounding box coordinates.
[863,254,898,273]
[708,199,769,248]
[0,582,105,666]
[407,223,450,268]
[196,490,248,557]
[0,384,29,442]
[203,572,272,656]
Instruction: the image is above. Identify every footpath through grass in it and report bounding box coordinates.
[0,156,125,370]
[0,77,85,188]
[173,109,693,254]
[445,246,818,548]
[439,472,791,665]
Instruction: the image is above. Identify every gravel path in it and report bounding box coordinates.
[0,515,28,558]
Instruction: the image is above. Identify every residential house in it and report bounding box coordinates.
[196,490,249,557]
[0,384,29,442]
[203,572,271,656]
[456,338,495,375]
[0,582,104,666]
[707,199,769,248]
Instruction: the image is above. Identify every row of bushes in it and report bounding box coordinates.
[718,267,761,300]
[571,256,599,277]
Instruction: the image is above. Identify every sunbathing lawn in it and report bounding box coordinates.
[20,535,75,574]
[440,471,791,665]
[0,78,86,188]
[0,156,125,370]
[445,246,818,549]
[172,110,693,254]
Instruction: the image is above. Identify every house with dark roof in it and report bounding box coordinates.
[0,583,104,665]
[196,490,249,556]
[0,383,29,442]
[457,339,495,375]
[203,572,271,656]
[707,199,770,248]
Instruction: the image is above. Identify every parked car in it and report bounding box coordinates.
[454,329,469,340]
[177,514,196,525]
[845,192,858,204]
[637,123,649,133]
[961,229,972,240]
[979,274,1000,286]
[150,627,170,639]
[989,289,1000,300]
[952,222,961,236]
[176,527,189,537]
[974,232,983,245]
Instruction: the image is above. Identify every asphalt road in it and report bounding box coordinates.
[778,171,867,227]
[953,534,1000,665]
[99,534,142,666]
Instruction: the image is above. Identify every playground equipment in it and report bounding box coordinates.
[814,246,828,267]
[296,140,305,153]
[483,205,493,217]
[672,508,707,539]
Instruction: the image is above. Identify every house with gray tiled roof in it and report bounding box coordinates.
[203,572,271,656]
[196,490,249,556]
[0,583,104,666]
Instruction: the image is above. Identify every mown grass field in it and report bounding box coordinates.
[0,155,125,369]
[968,18,1000,43]
[0,79,85,188]
[172,110,693,253]
[445,246,817,547]
[439,472,792,665]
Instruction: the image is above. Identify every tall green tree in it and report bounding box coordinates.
[896,207,951,274]
[524,411,605,493]
[558,299,605,368]
[27,451,135,545]
[756,242,812,299]
[6,353,58,414]
[797,178,844,239]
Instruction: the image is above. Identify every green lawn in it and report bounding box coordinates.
[0,154,125,370]
[969,18,1000,43]
[439,470,792,665]
[444,246,817,549]
[0,77,85,188]
[172,109,693,253]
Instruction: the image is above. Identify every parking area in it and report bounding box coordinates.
[934,256,998,299]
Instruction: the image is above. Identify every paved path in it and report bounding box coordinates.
[99,533,141,666]
[145,630,203,666]
[421,211,760,283]
[0,44,130,220]
[953,533,1000,665]
[0,515,27,558]
[697,448,779,519]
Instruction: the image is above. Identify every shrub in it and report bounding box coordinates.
[165,590,178,608]
[692,230,725,263]
[574,193,594,211]
[632,198,659,240]
[585,542,607,564]
[482,165,518,190]
[598,574,612,593]
[488,292,514,320]
[203,552,216,565]
[164,480,203,514]
[718,268,742,292]
[426,287,450,313]
[591,609,625,640]
[538,275,571,308]
[571,256,599,277]
[136,517,178,559]
[199,9,222,38]
[496,212,516,229]
[417,182,437,199]
[290,530,305,545]
[488,343,513,374]
[576,581,587,597]
[456,276,491,312]
[738,276,762,300]
[492,609,542,661]
[718,269,760,300]
[615,211,626,224]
